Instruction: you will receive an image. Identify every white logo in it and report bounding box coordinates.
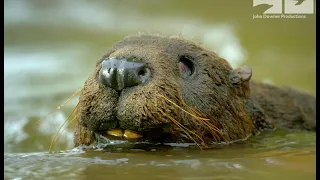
[253,0,314,19]
[253,0,282,14]
[284,0,314,14]
[253,0,314,14]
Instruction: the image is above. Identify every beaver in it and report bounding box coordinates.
[72,34,316,148]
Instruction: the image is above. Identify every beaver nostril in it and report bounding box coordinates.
[137,67,151,83]
[138,68,146,76]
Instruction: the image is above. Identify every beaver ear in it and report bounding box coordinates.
[229,65,252,98]
[229,65,252,83]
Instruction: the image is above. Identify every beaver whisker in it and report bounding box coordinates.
[164,90,205,118]
[172,94,223,133]
[159,93,230,143]
[199,119,230,142]
[165,91,219,129]
[158,94,210,121]
[163,91,225,140]
[184,107,230,143]
[48,100,80,153]
[53,103,80,149]
[157,107,204,149]
[36,87,83,124]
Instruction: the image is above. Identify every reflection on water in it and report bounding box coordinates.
[4,0,316,179]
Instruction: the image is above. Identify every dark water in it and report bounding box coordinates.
[4,0,316,179]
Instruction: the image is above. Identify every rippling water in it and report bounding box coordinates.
[4,130,316,179]
[4,0,316,179]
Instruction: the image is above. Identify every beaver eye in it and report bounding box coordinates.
[178,55,194,77]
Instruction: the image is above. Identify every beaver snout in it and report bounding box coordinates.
[99,56,151,91]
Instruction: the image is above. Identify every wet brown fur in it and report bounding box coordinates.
[73,34,316,147]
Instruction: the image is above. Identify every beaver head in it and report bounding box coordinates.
[74,34,270,147]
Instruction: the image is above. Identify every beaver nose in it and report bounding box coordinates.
[99,56,151,91]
